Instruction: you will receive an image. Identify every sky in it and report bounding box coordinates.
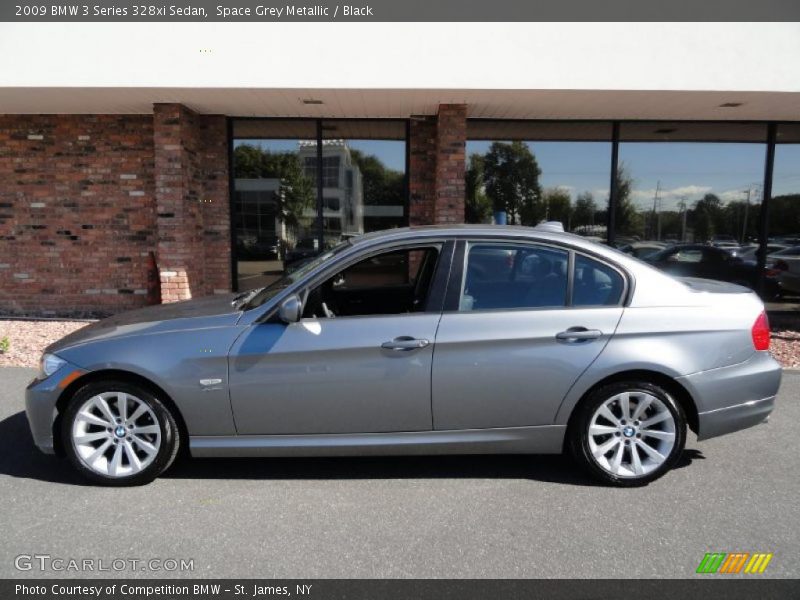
[235,138,800,211]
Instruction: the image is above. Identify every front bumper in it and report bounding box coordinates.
[677,351,782,441]
[25,362,85,454]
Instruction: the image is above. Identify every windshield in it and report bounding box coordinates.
[238,239,353,311]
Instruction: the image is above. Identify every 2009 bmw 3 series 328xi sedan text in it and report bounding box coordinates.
[25,225,782,486]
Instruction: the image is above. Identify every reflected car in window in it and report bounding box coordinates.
[644,244,779,298]
[766,245,800,296]
[26,225,781,488]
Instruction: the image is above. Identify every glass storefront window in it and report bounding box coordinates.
[232,120,318,291]
[616,123,767,247]
[466,121,612,241]
[232,119,408,291]
[769,124,800,303]
[321,120,407,246]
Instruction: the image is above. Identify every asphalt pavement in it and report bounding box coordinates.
[0,366,798,579]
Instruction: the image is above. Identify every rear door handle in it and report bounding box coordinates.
[555,327,603,342]
[381,336,430,351]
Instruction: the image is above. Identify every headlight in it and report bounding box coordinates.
[40,353,66,379]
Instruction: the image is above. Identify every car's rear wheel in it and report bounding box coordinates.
[569,381,686,487]
[62,380,180,486]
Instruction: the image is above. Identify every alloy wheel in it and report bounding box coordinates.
[587,390,677,478]
[70,391,162,478]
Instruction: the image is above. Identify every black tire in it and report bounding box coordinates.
[61,380,181,486]
[568,381,687,487]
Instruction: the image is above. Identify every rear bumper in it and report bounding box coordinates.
[677,351,782,441]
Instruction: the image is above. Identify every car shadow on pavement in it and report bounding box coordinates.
[0,411,87,485]
[163,448,704,487]
[0,410,704,487]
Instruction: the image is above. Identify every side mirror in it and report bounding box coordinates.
[278,294,302,323]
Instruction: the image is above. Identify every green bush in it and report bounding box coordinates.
[0,336,9,354]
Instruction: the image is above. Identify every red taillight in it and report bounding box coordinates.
[751,311,771,351]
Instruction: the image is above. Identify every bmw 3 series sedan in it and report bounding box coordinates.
[25,225,782,487]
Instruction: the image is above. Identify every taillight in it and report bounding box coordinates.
[765,260,788,278]
[751,311,771,351]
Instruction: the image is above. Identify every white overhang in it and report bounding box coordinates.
[1,22,799,120]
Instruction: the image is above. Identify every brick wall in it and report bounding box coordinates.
[0,115,156,317]
[0,107,232,316]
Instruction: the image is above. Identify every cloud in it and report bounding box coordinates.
[630,185,712,210]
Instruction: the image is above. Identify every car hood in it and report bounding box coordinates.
[47,294,243,353]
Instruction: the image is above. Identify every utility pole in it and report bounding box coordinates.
[651,181,661,241]
[741,187,751,244]
[678,196,688,242]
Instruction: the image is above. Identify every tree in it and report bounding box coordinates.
[233,144,315,227]
[691,193,723,242]
[482,142,542,225]
[573,192,597,228]
[614,163,641,237]
[464,153,493,223]
[348,148,404,208]
[542,188,572,227]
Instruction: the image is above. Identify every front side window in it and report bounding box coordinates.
[302,246,441,319]
[460,243,568,310]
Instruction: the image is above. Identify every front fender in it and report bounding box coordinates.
[55,326,244,436]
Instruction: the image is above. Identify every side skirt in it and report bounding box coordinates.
[190,425,566,458]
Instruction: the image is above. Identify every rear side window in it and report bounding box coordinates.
[460,243,568,310]
[573,255,624,306]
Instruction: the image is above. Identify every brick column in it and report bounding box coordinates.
[408,116,437,227]
[153,104,231,303]
[408,105,467,227]
[153,103,199,302]
[434,104,467,224]
[197,115,232,296]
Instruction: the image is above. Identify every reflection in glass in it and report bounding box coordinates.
[768,127,800,303]
[465,141,611,241]
[233,137,318,291]
[615,143,766,248]
[232,120,408,292]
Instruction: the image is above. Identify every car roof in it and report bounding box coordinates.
[353,224,600,250]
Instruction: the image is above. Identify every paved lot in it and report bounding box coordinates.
[0,366,798,579]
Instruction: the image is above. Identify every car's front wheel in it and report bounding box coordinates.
[569,381,687,487]
[62,380,180,486]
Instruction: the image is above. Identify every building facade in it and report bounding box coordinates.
[1,23,799,315]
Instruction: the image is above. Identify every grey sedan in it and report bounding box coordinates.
[25,225,781,486]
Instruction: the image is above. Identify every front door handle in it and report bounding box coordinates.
[381,336,430,351]
[555,327,603,343]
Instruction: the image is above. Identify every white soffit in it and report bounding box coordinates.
[0,88,798,121]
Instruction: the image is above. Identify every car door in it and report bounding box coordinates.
[432,241,625,430]
[228,242,450,435]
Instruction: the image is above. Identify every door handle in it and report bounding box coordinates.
[381,336,430,351]
[555,327,603,342]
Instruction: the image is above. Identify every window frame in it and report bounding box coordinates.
[444,239,629,313]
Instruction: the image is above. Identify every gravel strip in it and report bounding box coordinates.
[1,318,799,369]
[0,320,92,368]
